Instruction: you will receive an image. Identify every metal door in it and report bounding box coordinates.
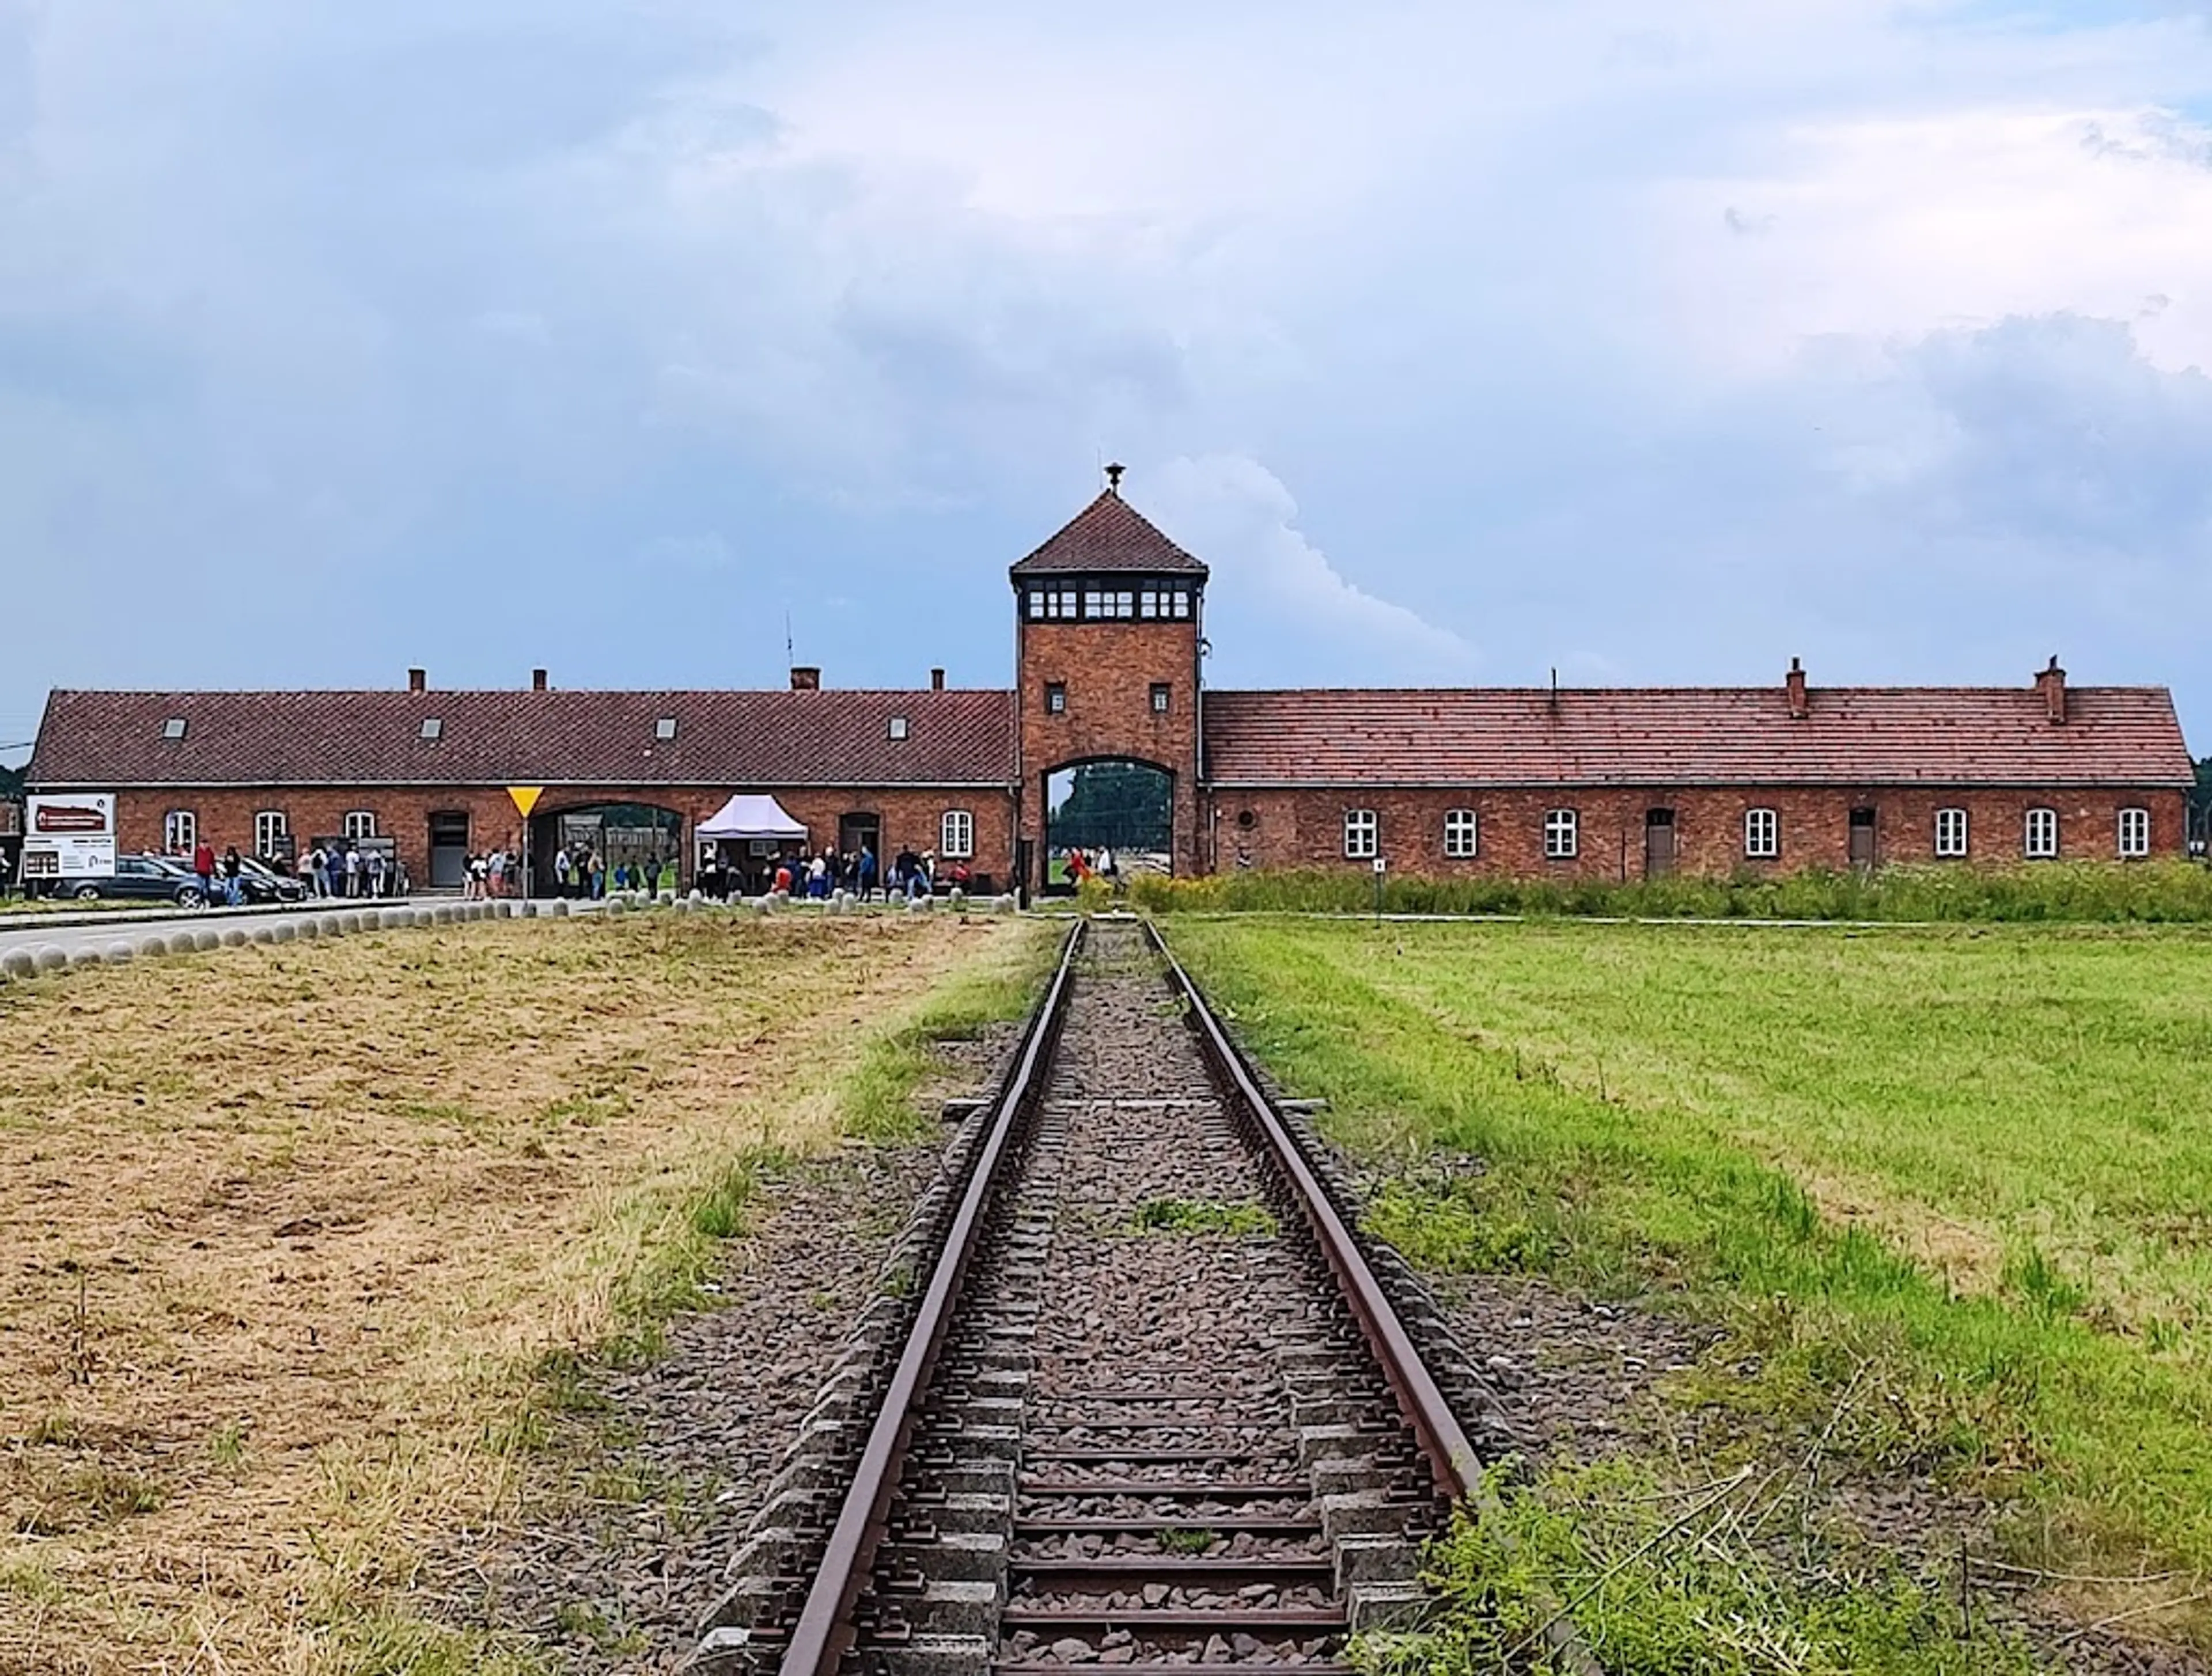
[838,813,881,865]
[427,811,469,889]
[1644,809,1677,878]
[1849,808,1877,869]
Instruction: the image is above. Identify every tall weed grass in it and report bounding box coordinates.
[1129,859,2212,923]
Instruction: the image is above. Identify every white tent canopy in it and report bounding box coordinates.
[696,794,808,842]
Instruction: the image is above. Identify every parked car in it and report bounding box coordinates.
[234,856,306,904]
[52,854,207,908]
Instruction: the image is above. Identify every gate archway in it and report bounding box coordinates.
[1044,759,1172,892]
[528,801,684,894]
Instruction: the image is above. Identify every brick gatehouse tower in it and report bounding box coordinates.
[1010,465,1208,888]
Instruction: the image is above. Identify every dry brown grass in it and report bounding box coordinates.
[0,911,1041,1675]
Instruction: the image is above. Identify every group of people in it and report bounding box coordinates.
[457,847,538,899]
[1062,845,1122,890]
[538,845,669,900]
[189,840,253,905]
[274,840,397,899]
[692,843,969,902]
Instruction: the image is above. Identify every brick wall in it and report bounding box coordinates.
[1207,785,2191,877]
[1016,618,1205,885]
[113,783,1020,889]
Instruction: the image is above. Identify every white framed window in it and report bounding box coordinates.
[1083,588,1106,619]
[1046,682,1067,715]
[2118,806,2152,859]
[1343,809,1378,860]
[1150,683,1171,714]
[1544,809,1578,860]
[2024,807,2059,860]
[1171,587,1192,619]
[1744,807,1779,859]
[655,717,678,741]
[941,809,975,859]
[1934,807,1969,859]
[1444,808,1478,859]
[164,810,196,853]
[1139,589,1160,619]
[887,716,909,741]
[419,717,442,740]
[161,716,188,740]
[1027,590,1045,620]
[253,810,288,856]
[343,810,378,841]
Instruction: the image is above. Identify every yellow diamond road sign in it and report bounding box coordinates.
[507,786,544,818]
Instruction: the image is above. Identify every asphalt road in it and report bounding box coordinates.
[0,899,371,961]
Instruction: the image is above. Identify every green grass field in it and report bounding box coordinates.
[1168,917,2212,1665]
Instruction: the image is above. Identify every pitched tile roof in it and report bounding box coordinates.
[29,688,1015,788]
[1009,491,1209,577]
[1202,686,2194,787]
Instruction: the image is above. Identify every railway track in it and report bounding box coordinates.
[694,916,1570,1676]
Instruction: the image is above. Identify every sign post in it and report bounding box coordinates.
[1372,854,1386,920]
[507,786,543,901]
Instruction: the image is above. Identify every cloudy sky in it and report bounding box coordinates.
[4,0,2211,762]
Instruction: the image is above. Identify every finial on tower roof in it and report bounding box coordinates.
[1104,461,1126,496]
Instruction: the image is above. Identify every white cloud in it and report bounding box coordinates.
[1146,454,1472,678]
[1653,105,2212,378]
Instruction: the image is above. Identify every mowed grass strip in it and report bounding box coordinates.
[0,911,1052,1675]
[1168,917,2212,1651]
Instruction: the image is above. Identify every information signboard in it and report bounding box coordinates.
[24,793,117,881]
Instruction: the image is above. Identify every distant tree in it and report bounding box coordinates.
[2196,757,2212,826]
[0,761,20,801]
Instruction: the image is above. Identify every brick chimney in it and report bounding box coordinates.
[790,666,820,691]
[930,668,946,691]
[1785,657,1808,719]
[407,668,427,693]
[532,668,548,692]
[2036,655,2066,725]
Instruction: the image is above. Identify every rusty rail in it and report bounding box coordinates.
[1143,919,1483,1503]
[775,917,1086,1676]
[1148,917,1607,1676]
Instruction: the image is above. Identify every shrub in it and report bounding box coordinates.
[1130,860,2212,923]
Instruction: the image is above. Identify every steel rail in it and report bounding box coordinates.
[1148,917,1608,1676]
[777,917,1086,1676]
[1143,919,1484,1503]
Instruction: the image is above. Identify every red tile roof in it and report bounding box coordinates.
[1009,492,1209,576]
[1200,686,2194,787]
[29,688,1015,788]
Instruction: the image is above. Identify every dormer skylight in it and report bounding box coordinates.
[419,718,443,740]
[161,717,187,740]
[656,718,678,741]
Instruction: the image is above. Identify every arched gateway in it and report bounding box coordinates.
[1011,470,1209,896]
[1044,759,1174,890]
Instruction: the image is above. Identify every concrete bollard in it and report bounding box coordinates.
[138,936,169,960]
[35,945,69,973]
[168,931,198,955]
[106,940,136,963]
[222,929,248,948]
[2,949,35,979]
[320,915,343,936]
[195,930,221,951]
[249,926,276,945]
[294,918,319,940]
[71,947,105,968]
[550,900,569,917]
[272,922,296,943]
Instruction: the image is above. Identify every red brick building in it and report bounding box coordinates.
[25,480,2196,892]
